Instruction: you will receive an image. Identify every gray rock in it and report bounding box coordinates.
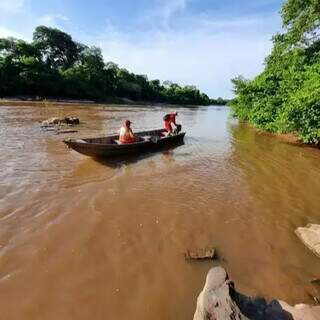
[194,267,320,320]
[278,301,320,320]
[295,224,320,258]
[193,266,248,320]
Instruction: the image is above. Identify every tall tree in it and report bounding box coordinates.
[33,26,81,70]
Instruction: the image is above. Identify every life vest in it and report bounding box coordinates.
[163,113,177,132]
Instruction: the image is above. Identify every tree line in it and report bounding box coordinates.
[231,0,320,144]
[0,26,227,106]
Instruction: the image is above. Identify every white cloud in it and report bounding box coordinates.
[93,14,279,98]
[0,13,72,42]
[37,14,70,28]
[0,0,25,14]
[0,26,21,38]
[160,0,189,26]
[144,0,189,28]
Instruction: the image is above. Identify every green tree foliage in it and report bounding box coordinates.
[231,0,320,144]
[210,97,230,105]
[33,26,81,70]
[282,0,320,46]
[0,26,219,105]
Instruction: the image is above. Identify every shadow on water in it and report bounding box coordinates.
[93,141,185,168]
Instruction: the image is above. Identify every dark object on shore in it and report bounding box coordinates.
[64,117,80,125]
[185,247,215,260]
[311,279,320,285]
[64,128,185,158]
[55,129,78,135]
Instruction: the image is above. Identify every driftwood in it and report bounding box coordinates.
[55,129,78,135]
[185,247,215,260]
[43,127,56,131]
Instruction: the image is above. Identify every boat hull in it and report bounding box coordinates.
[63,129,185,158]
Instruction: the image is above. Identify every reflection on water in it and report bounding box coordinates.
[0,104,319,320]
[94,142,184,168]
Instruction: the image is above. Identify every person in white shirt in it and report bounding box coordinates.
[119,120,138,144]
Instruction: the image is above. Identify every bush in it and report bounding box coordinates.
[231,0,320,144]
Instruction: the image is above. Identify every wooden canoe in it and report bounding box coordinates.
[63,129,185,158]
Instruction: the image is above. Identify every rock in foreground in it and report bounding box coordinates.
[295,224,320,258]
[193,267,248,320]
[194,267,320,320]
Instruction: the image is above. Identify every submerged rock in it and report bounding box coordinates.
[295,224,320,258]
[194,267,320,320]
[185,247,215,260]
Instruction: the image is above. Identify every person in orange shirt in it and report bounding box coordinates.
[119,120,138,144]
[163,112,178,134]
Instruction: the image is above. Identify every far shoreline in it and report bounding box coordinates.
[0,97,228,108]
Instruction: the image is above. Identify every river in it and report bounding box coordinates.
[0,103,319,320]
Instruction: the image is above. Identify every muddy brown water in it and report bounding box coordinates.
[0,103,320,320]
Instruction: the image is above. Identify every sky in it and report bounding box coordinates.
[0,0,284,98]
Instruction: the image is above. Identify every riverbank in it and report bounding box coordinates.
[240,121,320,149]
[263,131,319,149]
